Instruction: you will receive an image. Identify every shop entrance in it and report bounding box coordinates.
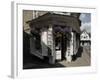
[54,26,68,60]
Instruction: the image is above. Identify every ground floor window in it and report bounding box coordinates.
[55,33,62,50]
[31,29,42,52]
[35,34,41,50]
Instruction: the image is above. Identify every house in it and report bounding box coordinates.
[27,12,81,64]
[80,30,91,46]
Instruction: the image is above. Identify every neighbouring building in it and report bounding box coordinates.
[80,30,91,46]
[23,10,33,34]
[26,11,81,64]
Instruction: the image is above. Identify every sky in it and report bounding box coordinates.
[79,13,91,33]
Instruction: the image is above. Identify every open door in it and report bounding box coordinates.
[55,34,62,60]
[54,26,68,61]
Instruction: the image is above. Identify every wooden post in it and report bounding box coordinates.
[66,32,73,62]
[70,32,74,56]
[47,25,56,64]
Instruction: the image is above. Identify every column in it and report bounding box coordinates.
[47,25,56,64]
[66,32,74,62]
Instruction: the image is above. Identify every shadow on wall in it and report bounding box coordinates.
[23,31,30,56]
[76,46,83,57]
[23,31,65,69]
[72,46,83,61]
[23,31,31,64]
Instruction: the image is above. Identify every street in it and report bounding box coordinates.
[23,46,91,69]
[59,46,91,67]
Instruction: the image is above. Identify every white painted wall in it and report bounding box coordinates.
[41,31,48,56]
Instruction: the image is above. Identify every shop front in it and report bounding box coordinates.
[27,12,81,64]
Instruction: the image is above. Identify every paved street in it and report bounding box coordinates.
[23,46,90,69]
[59,46,91,67]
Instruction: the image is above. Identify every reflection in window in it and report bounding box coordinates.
[55,35,61,50]
[31,28,41,52]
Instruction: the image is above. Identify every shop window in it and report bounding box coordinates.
[55,35,61,50]
[35,34,41,50]
[31,28,41,51]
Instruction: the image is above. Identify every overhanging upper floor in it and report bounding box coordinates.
[27,12,81,33]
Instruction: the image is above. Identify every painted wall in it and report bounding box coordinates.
[41,30,48,56]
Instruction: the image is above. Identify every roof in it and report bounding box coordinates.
[80,30,91,37]
[80,30,91,41]
[27,12,81,33]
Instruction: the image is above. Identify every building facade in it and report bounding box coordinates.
[26,12,81,64]
[80,30,91,46]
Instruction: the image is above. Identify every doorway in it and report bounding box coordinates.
[54,26,67,60]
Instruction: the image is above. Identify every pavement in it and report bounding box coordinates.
[23,46,91,69]
[59,46,90,67]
